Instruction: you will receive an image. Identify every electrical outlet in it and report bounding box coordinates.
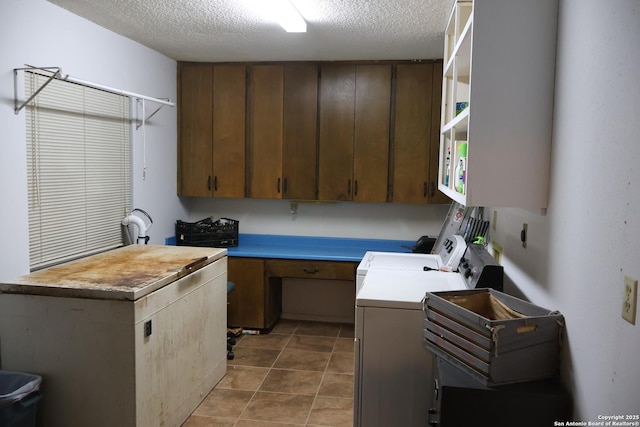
[622,276,638,325]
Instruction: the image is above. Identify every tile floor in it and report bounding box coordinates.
[182,320,355,427]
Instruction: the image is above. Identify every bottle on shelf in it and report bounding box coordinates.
[455,142,467,194]
[456,101,469,116]
[444,142,451,187]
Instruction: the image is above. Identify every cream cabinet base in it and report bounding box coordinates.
[0,257,227,427]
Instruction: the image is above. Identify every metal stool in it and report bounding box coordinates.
[227,281,236,360]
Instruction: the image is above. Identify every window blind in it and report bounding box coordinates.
[25,71,131,270]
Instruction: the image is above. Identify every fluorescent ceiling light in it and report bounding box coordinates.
[273,0,307,33]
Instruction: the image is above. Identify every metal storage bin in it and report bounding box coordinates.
[423,288,565,386]
[0,370,42,427]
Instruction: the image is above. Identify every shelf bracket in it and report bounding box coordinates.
[136,98,169,130]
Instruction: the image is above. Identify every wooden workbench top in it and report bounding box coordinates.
[0,245,226,301]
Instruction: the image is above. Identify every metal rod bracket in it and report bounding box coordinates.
[14,66,62,114]
[136,98,170,130]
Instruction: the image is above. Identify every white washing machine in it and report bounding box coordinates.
[353,241,502,427]
[355,235,467,295]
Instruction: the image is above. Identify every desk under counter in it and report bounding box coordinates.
[224,234,414,330]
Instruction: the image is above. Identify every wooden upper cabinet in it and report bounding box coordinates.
[283,63,318,200]
[212,65,246,198]
[318,63,392,202]
[178,64,213,197]
[318,63,356,201]
[178,60,443,204]
[353,64,392,203]
[177,63,246,198]
[392,62,448,204]
[247,65,284,199]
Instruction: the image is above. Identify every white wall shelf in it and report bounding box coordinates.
[438,0,558,208]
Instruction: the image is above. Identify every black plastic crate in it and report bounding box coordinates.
[176,217,239,248]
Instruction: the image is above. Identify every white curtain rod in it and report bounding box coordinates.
[14,66,175,114]
[63,75,175,107]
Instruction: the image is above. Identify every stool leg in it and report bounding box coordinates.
[227,335,235,360]
[226,282,236,360]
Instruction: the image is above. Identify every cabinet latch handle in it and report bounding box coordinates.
[177,257,208,279]
[303,268,319,274]
[277,177,281,193]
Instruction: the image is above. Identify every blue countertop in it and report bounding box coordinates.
[223,234,414,262]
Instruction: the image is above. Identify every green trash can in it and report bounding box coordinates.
[0,370,42,427]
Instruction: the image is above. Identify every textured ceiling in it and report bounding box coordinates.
[46,0,454,62]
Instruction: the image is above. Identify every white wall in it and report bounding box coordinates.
[0,0,185,281]
[488,0,640,419]
[183,197,449,240]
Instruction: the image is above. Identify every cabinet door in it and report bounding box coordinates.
[318,63,356,201]
[392,63,445,204]
[283,63,318,200]
[227,257,266,329]
[178,64,213,197]
[247,65,284,198]
[212,65,246,198]
[353,64,392,202]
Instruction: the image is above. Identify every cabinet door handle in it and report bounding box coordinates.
[214,176,218,192]
[277,177,281,193]
[347,179,352,195]
[303,268,319,274]
[207,176,212,191]
[423,182,428,198]
[283,178,288,194]
[354,180,358,196]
